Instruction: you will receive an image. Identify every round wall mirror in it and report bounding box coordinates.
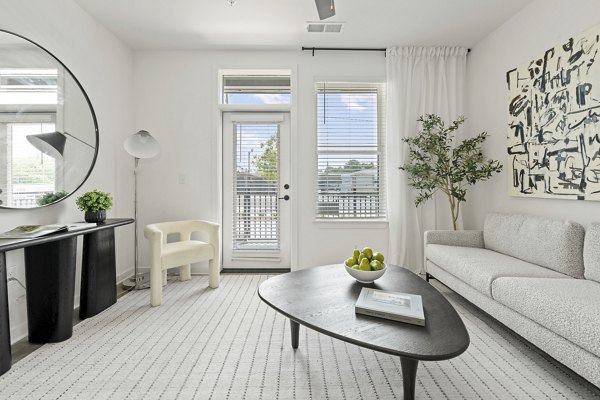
[0,30,98,209]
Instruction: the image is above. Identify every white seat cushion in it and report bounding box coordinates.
[426,244,568,296]
[161,240,214,269]
[492,277,600,356]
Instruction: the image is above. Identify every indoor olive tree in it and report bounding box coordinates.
[399,114,503,230]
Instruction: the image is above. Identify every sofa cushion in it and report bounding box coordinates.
[584,223,600,283]
[483,213,585,278]
[425,244,568,296]
[492,277,600,357]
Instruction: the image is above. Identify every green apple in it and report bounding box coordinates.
[345,257,357,267]
[370,260,383,271]
[362,247,373,260]
[353,249,360,259]
[359,258,371,271]
[373,252,384,263]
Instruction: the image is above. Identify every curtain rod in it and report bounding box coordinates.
[301,46,471,56]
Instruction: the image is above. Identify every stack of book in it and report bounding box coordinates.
[355,287,425,326]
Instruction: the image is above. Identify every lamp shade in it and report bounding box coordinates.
[123,130,160,159]
[26,131,66,158]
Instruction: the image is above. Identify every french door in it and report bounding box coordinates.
[222,112,291,269]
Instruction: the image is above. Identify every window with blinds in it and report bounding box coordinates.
[0,69,59,107]
[315,82,386,220]
[4,119,57,207]
[222,73,291,105]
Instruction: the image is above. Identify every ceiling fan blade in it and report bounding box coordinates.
[315,0,335,20]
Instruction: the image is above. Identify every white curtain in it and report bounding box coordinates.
[385,46,467,273]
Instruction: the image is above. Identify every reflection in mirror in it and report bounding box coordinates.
[0,30,97,208]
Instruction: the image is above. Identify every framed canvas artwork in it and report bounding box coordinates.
[507,24,600,200]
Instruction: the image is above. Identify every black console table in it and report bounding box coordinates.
[0,218,133,376]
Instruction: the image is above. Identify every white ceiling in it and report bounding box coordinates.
[75,0,533,50]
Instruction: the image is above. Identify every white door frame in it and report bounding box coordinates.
[213,66,299,271]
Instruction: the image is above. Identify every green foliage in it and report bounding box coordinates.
[324,159,375,174]
[399,114,503,229]
[254,137,279,183]
[75,189,113,212]
[36,191,68,206]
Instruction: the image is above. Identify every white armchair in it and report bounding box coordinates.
[144,220,220,306]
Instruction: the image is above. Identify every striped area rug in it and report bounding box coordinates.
[0,273,598,399]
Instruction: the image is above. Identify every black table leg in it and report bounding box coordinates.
[24,237,77,343]
[0,252,11,376]
[80,228,117,319]
[400,357,419,400]
[290,319,299,349]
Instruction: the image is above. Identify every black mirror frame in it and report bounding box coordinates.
[0,28,99,210]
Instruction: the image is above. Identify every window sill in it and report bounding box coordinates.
[313,219,389,229]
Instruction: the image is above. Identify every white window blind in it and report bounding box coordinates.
[315,82,386,219]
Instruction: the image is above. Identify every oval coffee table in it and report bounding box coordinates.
[258,264,470,400]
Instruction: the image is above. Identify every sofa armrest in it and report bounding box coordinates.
[424,230,484,248]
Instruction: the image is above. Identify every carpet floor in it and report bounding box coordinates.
[1,273,599,399]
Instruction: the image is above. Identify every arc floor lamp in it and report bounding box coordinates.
[122,130,160,290]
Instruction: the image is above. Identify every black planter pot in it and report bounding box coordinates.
[84,210,106,223]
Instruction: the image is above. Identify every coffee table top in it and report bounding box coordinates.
[258,264,469,361]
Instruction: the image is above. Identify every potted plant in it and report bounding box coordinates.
[75,189,113,223]
[399,114,503,230]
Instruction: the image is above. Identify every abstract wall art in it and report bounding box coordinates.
[507,24,600,200]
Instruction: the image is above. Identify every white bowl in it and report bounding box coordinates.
[344,262,387,284]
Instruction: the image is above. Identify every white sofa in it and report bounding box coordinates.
[424,212,600,387]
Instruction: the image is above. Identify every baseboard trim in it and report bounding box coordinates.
[222,268,290,274]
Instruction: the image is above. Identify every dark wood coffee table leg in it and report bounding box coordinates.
[290,319,299,349]
[400,357,419,400]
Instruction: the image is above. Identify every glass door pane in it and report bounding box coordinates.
[233,122,280,251]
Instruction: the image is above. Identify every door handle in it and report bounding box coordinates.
[278,195,290,201]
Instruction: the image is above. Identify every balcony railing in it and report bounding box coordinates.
[233,193,279,250]
[317,191,383,219]
[9,191,44,208]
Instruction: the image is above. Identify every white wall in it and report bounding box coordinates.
[464,0,600,229]
[0,0,135,343]
[133,50,388,271]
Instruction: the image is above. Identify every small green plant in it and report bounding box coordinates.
[36,191,68,206]
[75,189,113,212]
[399,114,503,230]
